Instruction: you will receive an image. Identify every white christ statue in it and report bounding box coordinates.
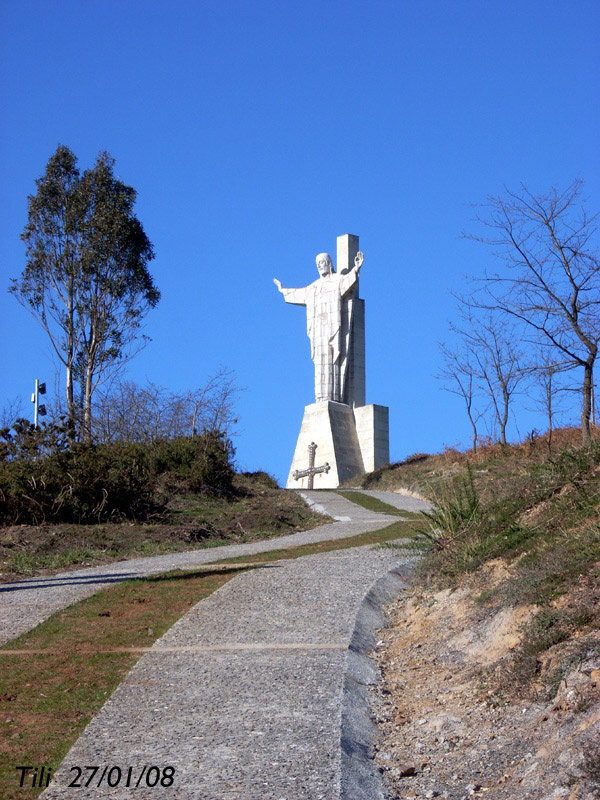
[274,249,364,403]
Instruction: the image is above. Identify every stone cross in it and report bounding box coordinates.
[292,441,330,489]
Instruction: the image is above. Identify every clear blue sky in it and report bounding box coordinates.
[1,0,599,482]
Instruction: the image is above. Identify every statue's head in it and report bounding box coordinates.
[316,253,334,277]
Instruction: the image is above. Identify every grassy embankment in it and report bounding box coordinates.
[351,427,600,701]
[0,471,327,580]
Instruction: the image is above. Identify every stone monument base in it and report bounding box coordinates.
[286,401,389,489]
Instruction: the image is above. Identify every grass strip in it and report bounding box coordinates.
[0,519,418,799]
[204,518,419,565]
[336,490,422,518]
[0,565,248,800]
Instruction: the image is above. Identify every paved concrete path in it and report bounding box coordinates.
[0,491,404,646]
[2,490,428,800]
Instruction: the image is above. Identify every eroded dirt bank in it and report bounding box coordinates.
[372,563,600,800]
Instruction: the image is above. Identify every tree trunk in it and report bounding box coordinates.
[83,359,94,445]
[547,374,553,456]
[581,360,594,445]
[66,277,76,443]
[467,411,478,454]
[66,360,75,441]
[500,384,509,446]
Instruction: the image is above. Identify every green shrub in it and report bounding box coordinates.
[0,418,69,463]
[0,431,235,525]
[421,463,480,550]
[0,442,154,524]
[149,432,235,495]
[239,471,279,490]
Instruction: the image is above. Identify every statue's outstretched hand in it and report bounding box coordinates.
[273,278,283,292]
[354,251,364,270]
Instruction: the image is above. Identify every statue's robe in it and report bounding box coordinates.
[282,268,359,403]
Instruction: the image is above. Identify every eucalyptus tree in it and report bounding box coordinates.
[11,145,159,442]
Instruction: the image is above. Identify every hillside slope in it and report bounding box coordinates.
[362,431,600,800]
[0,471,327,581]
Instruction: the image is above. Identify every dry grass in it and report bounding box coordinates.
[354,426,596,499]
[369,428,600,699]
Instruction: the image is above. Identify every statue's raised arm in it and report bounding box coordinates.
[338,249,364,297]
[274,276,308,308]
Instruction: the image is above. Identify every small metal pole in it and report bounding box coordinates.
[33,378,39,429]
[31,379,47,429]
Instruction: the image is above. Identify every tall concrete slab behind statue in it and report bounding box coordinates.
[274,234,390,489]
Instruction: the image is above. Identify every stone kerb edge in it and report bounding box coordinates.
[339,565,414,800]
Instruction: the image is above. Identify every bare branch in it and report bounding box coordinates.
[464,179,599,443]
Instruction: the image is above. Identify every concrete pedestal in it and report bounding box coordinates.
[286,401,389,489]
[354,404,389,473]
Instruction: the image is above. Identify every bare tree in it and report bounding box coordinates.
[0,397,24,430]
[451,311,526,446]
[521,338,577,453]
[438,342,486,453]
[190,369,239,435]
[467,179,600,444]
[91,369,239,443]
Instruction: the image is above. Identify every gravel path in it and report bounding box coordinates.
[0,491,399,646]
[3,490,428,800]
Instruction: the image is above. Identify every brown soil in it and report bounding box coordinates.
[373,564,600,800]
